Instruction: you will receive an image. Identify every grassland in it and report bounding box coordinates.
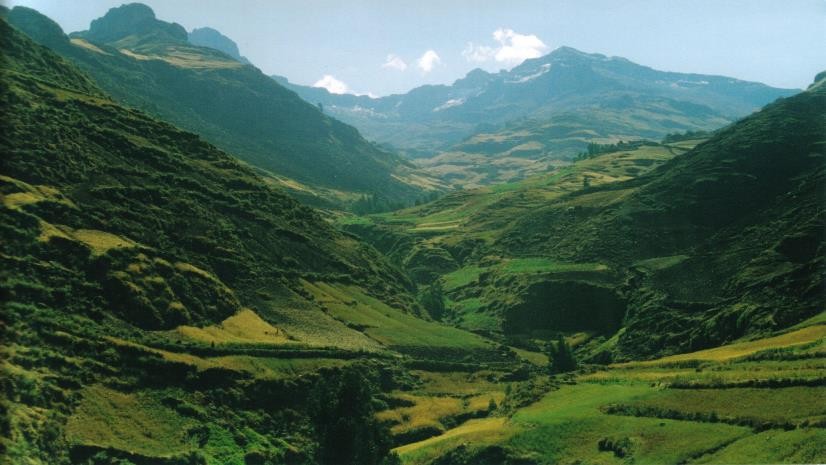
[394,327,826,465]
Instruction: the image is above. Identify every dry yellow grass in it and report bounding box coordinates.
[33,219,137,256]
[395,417,509,457]
[621,325,826,366]
[411,371,504,396]
[118,48,243,69]
[1,176,76,211]
[72,229,136,255]
[70,38,110,55]
[377,394,464,434]
[65,385,194,457]
[175,308,289,345]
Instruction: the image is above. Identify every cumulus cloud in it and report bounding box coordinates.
[462,28,548,67]
[313,74,349,94]
[417,50,441,73]
[382,54,407,71]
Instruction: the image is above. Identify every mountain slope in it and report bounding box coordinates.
[0,17,509,463]
[342,76,824,360]
[5,4,440,207]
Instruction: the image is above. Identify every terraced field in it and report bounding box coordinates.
[394,320,826,464]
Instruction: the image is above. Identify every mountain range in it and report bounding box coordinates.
[277,47,797,186]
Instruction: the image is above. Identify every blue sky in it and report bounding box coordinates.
[5,0,825,96]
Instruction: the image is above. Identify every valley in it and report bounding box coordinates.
[0,3,823,465]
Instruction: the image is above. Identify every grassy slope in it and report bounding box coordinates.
[0,18,505,464]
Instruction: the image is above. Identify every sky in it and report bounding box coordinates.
[4,0,825,96]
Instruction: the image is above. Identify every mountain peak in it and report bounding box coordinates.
[453,68,493,88]
[75,2,187,45]
[188,26,250,64]
[548,46,609,61]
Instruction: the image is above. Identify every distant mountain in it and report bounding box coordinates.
[188,26,250,64]
[277,47,798,185]
[5,4,440,207]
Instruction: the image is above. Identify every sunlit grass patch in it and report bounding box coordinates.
[506,384,749,465]
[396,417,510,463]
[175,308,289,345]
[633,255,690,271]
[616,387,826,426]
[442,266,487,290]
[378,394,464,434]
[624,325,826,365]
[65,385,196,457]
[410,370,505,397]
[305,282,492,351]
[71,229,137,255]
[690,428,826,464]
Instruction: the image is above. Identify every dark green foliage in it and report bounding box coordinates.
[308,365,394,465]
[574,139,658,160]
[597,436,633,458]
[419,281,446,320]
[352,193,408,215]
[547,336,577,374]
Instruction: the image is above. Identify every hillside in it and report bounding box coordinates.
[2,5,824,465]
[278,47,797,187]
[342,76,825,361]
[0,18,512,464]
[4,4,442,208]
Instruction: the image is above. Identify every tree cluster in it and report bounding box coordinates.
[547,335,577,374]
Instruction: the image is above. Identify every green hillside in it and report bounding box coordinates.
[4,5,442,208]
[343,79,825,361]
[1,5,824,465]
[0,18,509,464]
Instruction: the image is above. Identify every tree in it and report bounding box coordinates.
[419,281,445,320]
[308,365,394,465]
[547,335,577,374]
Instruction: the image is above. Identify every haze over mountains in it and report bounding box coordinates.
[275,46,797,154]
[1,2,824,465]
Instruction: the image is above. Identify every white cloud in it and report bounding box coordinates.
[382,54,407,71]
[462,28,548,68]
[313,74,349,94]
[417,50,441,73]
